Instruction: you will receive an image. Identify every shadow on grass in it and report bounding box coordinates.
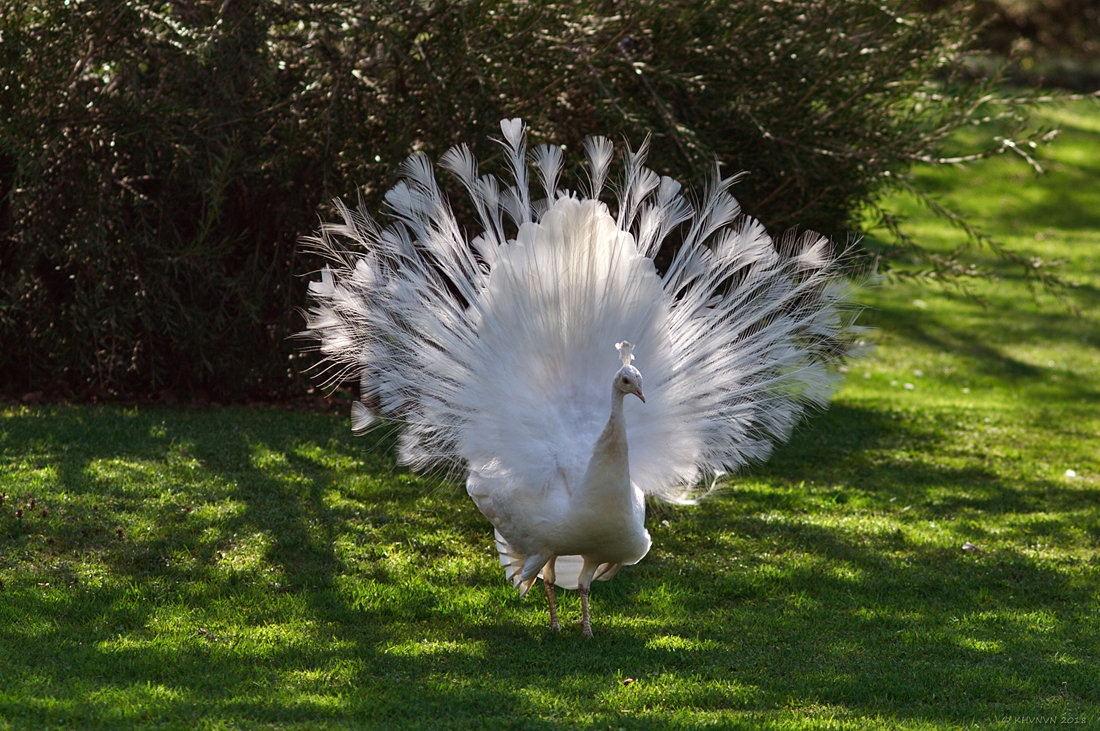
[866,292,1100,402]
[1,404,1096,726]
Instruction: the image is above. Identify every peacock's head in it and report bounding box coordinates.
[614,341,646,403]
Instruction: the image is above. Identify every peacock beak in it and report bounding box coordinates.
[635,390,646,404]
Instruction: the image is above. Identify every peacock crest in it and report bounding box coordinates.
[615,341,635,366]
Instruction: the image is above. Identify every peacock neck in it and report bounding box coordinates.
[576,387,632,508]
[607,387,626,428]
[597,387,629,453]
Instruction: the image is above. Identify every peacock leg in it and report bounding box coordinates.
[577,558,599,638]
[579,585,593,638]
[542,557,560,631]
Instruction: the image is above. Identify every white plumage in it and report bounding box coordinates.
[303,119,863,636]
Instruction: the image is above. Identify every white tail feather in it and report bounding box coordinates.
[301,119,865,500]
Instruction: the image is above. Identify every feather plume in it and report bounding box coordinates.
[301,119,865,499]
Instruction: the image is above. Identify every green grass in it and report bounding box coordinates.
[2,99,1098,729]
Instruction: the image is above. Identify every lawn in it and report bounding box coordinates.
[1,99,1098,729]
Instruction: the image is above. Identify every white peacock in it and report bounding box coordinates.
[303,119,864,637]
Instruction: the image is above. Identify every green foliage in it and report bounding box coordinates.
[925,0,1100,67]
[0,0,1064,398]
[0,1,331,398]
[1,102,1098,726]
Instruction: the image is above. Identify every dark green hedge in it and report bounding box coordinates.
[0,1,1048,399]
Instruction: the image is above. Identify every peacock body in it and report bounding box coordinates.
[303,119,864,636]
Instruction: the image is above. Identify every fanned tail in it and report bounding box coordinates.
[301,118,867,499]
